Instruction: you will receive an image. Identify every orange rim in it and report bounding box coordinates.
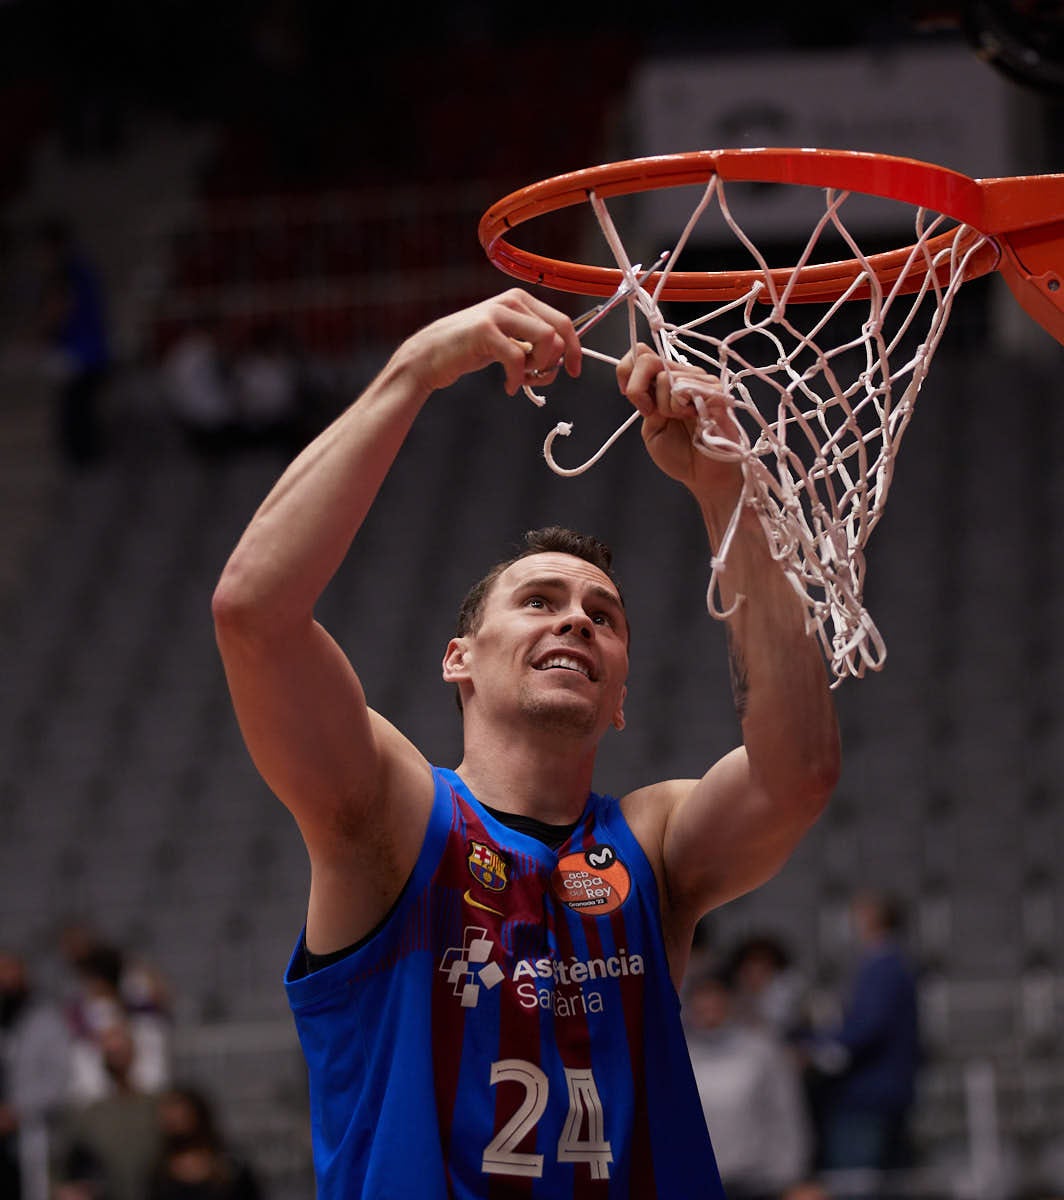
[478,149,1002,302]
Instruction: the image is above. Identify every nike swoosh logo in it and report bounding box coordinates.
[463,889,504,917]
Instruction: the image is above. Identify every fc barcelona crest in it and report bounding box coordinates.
[467,841,509,892]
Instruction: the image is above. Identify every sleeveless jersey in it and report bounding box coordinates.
[285,766,725,1199]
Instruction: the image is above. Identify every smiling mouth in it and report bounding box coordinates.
[533,655,594,681]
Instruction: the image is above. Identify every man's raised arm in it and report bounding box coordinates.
[211,291,581,949]
[618,346,841,940]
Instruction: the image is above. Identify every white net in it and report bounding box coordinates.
[525,175,991,686]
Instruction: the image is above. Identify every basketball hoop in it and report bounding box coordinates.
[478,149,1064,685]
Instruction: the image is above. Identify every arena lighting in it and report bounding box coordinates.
[912,1,1064,92]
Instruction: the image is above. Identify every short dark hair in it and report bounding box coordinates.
[455,526,622,639]
[858,890,907,936]
[690,963,734,995]
[726,933,793,976]
[452,527,625,713]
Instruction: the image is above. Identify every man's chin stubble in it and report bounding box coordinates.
[517,688,599,739]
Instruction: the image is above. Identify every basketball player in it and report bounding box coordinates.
[213,289,840,1198]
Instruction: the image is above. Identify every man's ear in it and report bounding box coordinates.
[612,684,627,732]
[442,638,470,683]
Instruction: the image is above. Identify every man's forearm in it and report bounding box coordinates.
[700,493,840,804]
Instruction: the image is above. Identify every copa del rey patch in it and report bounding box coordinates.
[551,844,631,916]
[467,841,509,892]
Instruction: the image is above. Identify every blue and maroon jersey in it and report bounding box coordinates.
[285,766,724,1199]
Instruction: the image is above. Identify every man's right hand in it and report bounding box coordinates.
[398,289,582,397]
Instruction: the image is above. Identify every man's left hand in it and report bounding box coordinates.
[617,344,743,498]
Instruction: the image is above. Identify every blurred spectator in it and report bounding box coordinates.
[246,0,321,183]
[148,1087,263,1200]
[802,890,921,1180]
[161,318,240,456]
[726,933,810,1043]
[686,966,812,1200]
[0,951,72,1200]
[231,321,303,453]
[52,1023,161,1200]
[60,930,171,1104]
[28,219,111,468]
[0,221,19,342]
[49,0,132,159]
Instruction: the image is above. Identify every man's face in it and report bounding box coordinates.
[100,1024,136,1079]
[0,955,25,996]
[444,552,629,739]
[850,894,883,944]
[689,981,731,1031]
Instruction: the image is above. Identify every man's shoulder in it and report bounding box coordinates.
[620,777,696,810]
[619,778,696,846]
[865,943,916,975]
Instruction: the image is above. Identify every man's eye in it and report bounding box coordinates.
[526,596,546,609]
[592,612,612,627]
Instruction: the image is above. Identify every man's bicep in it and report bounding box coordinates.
[660,747,818,918]
[217,617,383,839]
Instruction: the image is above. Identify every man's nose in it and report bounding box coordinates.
[557,612,593,639]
